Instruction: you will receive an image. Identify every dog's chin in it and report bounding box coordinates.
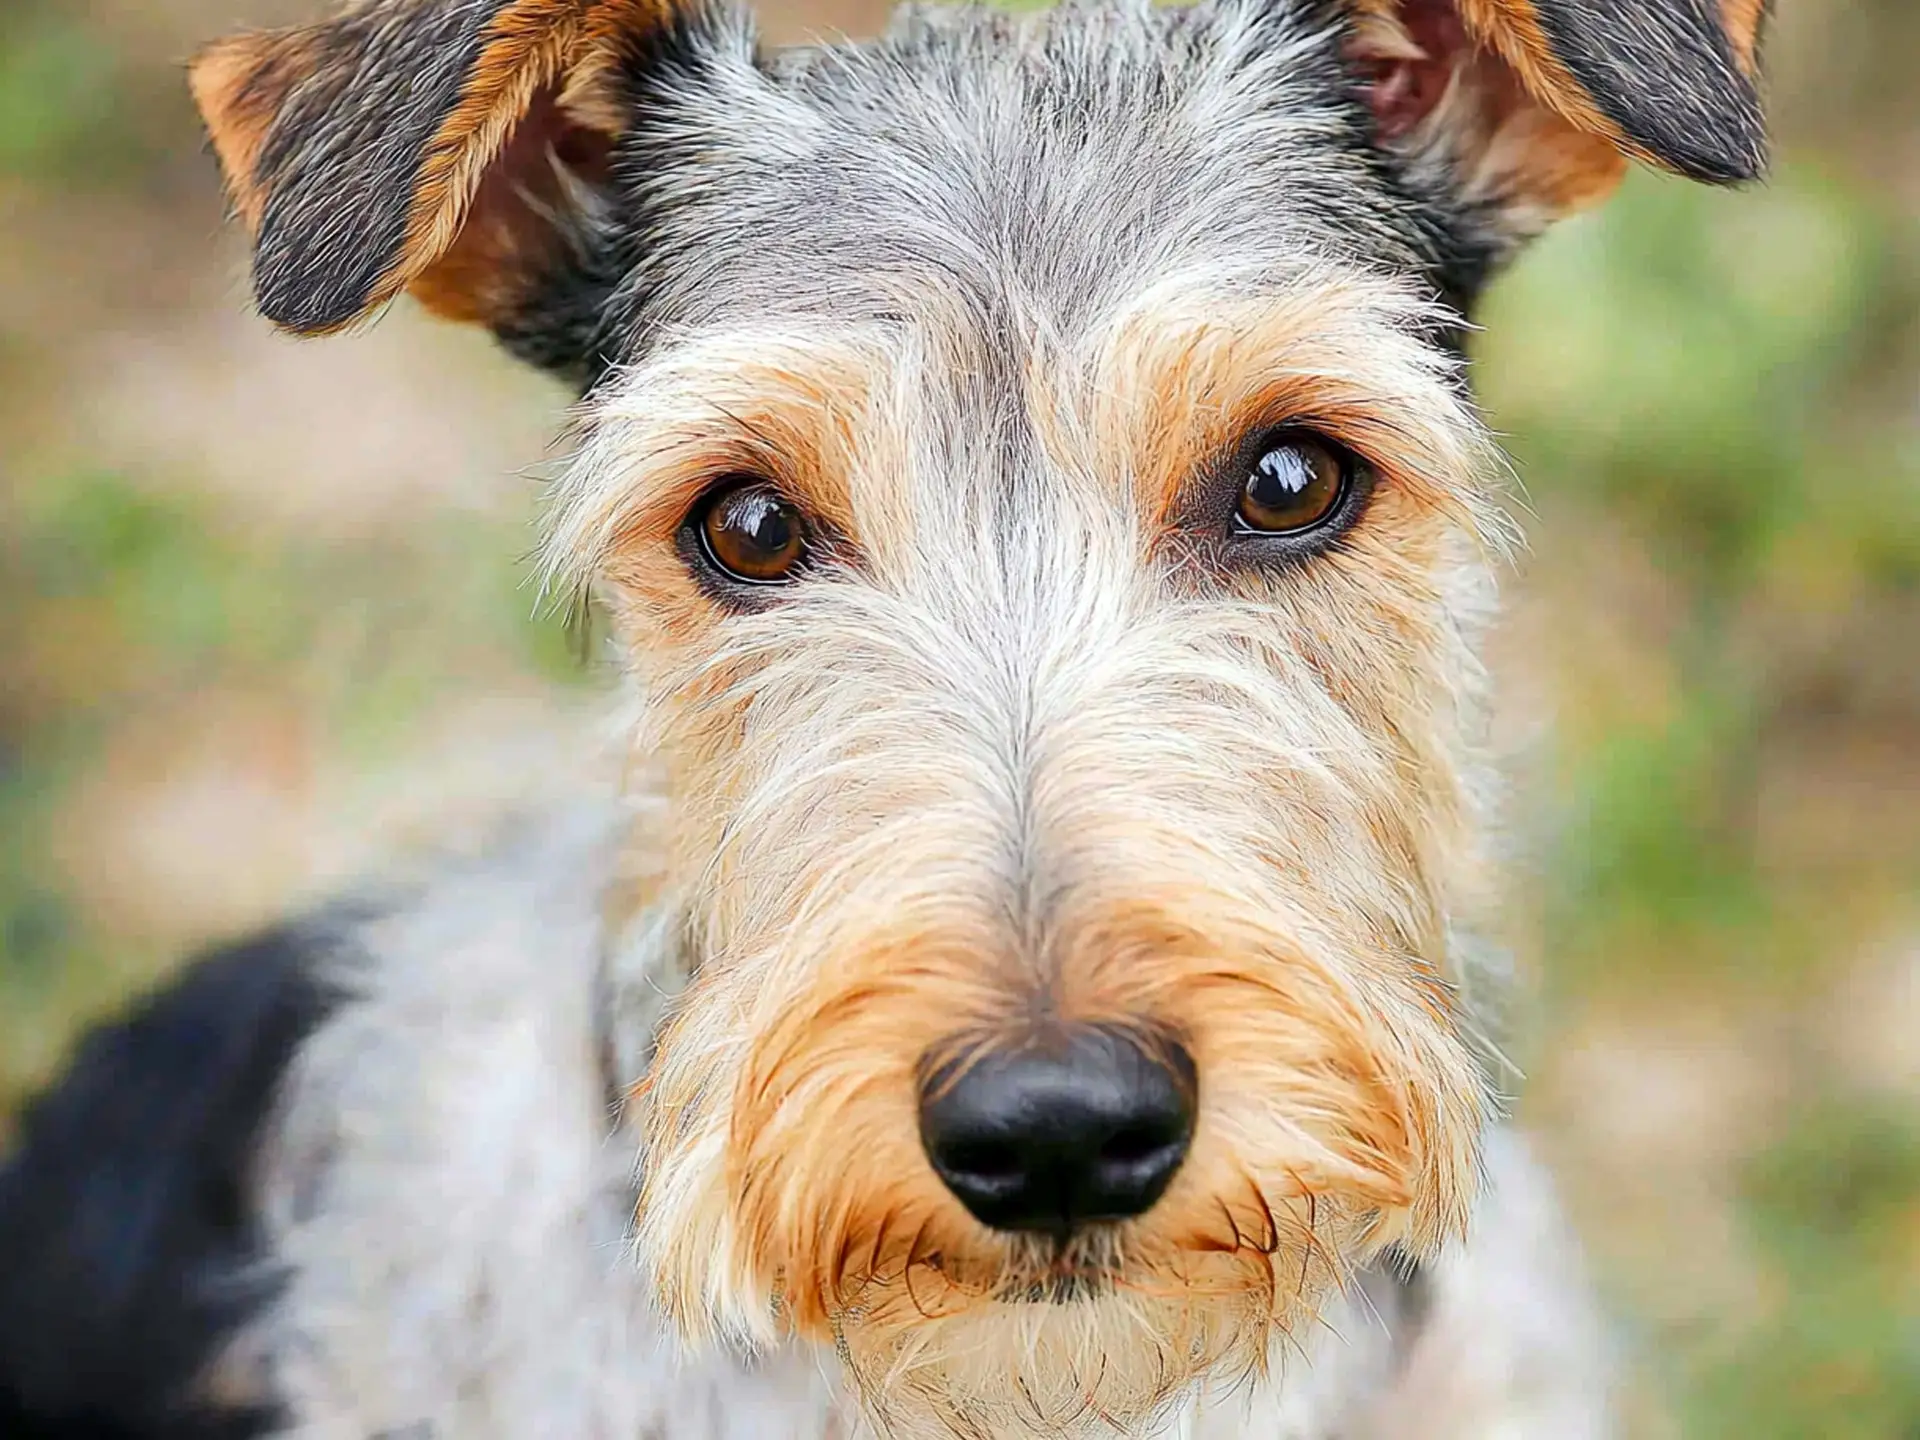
[1001,1268,1112,1306]
[831,1275,1280,1438]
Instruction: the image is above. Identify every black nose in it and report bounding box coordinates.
[917,1026,1196,1235]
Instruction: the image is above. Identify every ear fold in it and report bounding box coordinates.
[1349,0,1769,236]
[195,0,1769,344]
[189,0,671,345]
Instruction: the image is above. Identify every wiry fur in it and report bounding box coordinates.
[0,0,1773,1434]
[534,11,1527,1425]
[557,283,1510,1429]
[218,802,1604,1439]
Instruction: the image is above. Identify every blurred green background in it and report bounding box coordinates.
[1,1,1915,1435]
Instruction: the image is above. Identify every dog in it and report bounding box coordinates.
[0,0,1770,1435]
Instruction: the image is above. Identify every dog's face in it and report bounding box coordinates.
[194,1,1767,1432]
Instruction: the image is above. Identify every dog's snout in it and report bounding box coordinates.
[917,1026,1195,1235]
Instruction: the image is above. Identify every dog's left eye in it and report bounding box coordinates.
[1233,432,1353,536]
[692,478,810,585]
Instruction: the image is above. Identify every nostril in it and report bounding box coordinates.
[1092,1116,1190,1211]
[1099,1123,1178,1167]
[937,1139,1026,1191]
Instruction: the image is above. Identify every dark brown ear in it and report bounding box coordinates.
[189,0,675,338]
[1350,0,1769,230]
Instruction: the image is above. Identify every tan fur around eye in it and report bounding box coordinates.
[550,331,882,640]
[1047,268,1503,548]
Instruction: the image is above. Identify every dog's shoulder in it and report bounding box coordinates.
[0,796,638,1438]
[0,917,350,1437]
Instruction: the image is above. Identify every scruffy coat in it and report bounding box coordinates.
[0,0,1767,1434]
[1,799,1609,1437]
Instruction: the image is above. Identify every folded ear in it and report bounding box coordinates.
[189,0,687,365]
[1349,0,1769,238]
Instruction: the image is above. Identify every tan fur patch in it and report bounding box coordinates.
[1718,0,1769,73]
[389,0,669,322]
[1450,0,1626,144]
[1373,0,1765,189]
[188,28,324,233]
[1348,1,1628,219]
[189,0,679,333]
[404,86,616,328]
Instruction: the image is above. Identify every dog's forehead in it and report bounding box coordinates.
[610,0,1431,352]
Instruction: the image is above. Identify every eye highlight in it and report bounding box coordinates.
[690,477,809,586]
[1233,431,1353,536]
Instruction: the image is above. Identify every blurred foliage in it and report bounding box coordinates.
[0,12,118,179]
[0,4,186,186]
[2,2,1916,1436]
[1481,165,1919,995]
[1478,162,1920,1436]
[1685,1102,1920,1440]
[0,466,586,1086]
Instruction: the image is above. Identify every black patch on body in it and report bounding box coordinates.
[1532,0,1767,184]
[0,922,346,1437]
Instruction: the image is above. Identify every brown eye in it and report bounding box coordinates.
[695,479,808,584]
[1234,432,1351,535]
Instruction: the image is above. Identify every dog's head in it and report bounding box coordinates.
[193,1,1767,1431]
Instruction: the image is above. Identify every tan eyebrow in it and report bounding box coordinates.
[1035,268,1500,540]
[548,328,890,593]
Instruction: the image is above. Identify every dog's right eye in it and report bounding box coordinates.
[690,478,810,586]
[1234,431,1353,537]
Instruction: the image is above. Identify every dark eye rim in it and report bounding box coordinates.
[1205,424,1375,558]
[679,473,815,599]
